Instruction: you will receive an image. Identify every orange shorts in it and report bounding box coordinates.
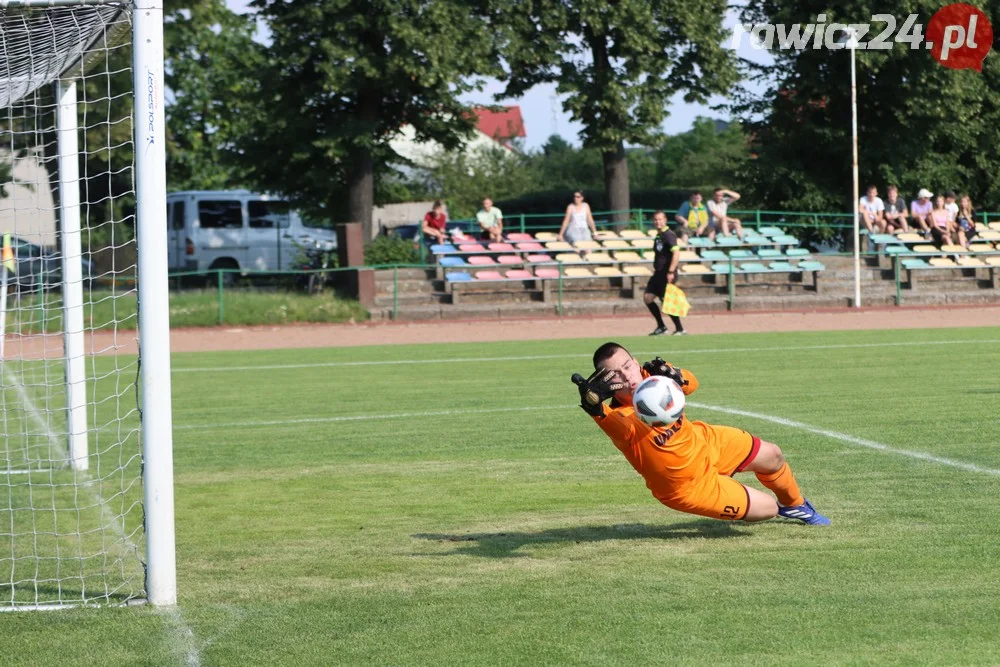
[659,424,760,521]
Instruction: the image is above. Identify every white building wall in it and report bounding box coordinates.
[0,154,58,247]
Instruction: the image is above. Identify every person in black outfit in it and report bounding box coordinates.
[644,210,685,336]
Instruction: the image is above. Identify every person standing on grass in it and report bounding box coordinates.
[572,342,830,525]
[644,210,685,336]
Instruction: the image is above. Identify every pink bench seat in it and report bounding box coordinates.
[506,233,534,242]
[505,269,534,279]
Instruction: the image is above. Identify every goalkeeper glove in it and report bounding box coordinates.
[571,369,627,417]
[642,357,688,387]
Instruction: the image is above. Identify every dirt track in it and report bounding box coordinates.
[4,304,997,359]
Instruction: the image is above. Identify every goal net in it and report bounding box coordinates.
[0,1,175,610]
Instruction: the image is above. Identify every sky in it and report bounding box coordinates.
[226,1,773,150]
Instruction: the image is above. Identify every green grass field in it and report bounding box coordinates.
[2,288,367,334]
[4,326,1000,666]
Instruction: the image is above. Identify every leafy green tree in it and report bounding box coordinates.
[499,0,738,223]
[242,0,504,238]
[164,0,261,191]
[406,144,541,218]
[736,1,1000,212]
[654,117,749,190]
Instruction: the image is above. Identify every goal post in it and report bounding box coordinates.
[0,0,175,608]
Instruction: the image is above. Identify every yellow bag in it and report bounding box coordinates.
[662,283,691,317]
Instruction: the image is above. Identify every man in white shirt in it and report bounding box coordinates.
[944,190,958,222]
[476,198,504,242]
[707,188,745,241]
[909,188,934,233]
[858,185,885,235]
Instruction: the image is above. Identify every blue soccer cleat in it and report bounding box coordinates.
[778,498,831,526]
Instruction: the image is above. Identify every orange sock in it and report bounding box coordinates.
[755,463,804,507]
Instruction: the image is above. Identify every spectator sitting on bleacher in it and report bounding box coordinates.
[477,197,504,242]
[883,185,909,233]
[858,185,885,235]
[929,195,956,247]
[707,188,745,241]
[909,188,934,234]
[944,191,959,225]
[558,191,598,244]
[956,195,977,247]
[422,200,448,246]
[674,192,714,241]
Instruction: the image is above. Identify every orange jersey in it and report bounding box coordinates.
[591,367,757,517]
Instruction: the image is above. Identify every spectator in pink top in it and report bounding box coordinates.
[929,195,955,247]
[909,188,933,234]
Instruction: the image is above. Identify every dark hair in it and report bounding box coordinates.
[573,190,584,198]
[866,184,877,191]
[690,191,701,198]
[887,184,898,190]
[714,187,723,194]
[593,342,628,369]
[432,200,443,209]
[653,209,666,217]
[944,190,956,198]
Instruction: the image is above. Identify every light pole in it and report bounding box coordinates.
[838,28,861,308]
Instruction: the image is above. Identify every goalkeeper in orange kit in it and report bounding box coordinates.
[572,342,830,524]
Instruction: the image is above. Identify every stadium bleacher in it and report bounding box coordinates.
[432,226,827,303]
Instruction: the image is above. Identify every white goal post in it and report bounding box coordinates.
[0,0,175,608]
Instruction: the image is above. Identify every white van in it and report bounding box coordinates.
[166,190,337,274]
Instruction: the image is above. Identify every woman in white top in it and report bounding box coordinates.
[558,191,598,243]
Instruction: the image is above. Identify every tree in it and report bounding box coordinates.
[243,0,504,238]
[654,117,750,189]
[736,1,1000,212]
[499,0,738,223]
[164,1,261,191]
[405,144,541,218]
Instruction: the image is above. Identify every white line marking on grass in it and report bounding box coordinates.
[173,404,578,431]
[159,605,202,667]
[171,338,1000,373]
[0,367,201,666]
[688,401,1000,477]
[182,397,1000,478]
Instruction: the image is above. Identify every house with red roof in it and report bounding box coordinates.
[389,105,527,168]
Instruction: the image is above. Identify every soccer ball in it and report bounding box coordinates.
[632,375,686,427]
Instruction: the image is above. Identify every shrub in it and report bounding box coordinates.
[364,235,419,266]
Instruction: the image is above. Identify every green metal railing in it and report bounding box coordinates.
[891,250,1000,306]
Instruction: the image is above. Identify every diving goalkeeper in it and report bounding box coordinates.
[572,342,830,525]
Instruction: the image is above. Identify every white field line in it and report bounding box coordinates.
[687,401,1000,477]
[172,404,578,431]
[169,338,1000,374]
[174,398,1000,478]
[0,366,201,666]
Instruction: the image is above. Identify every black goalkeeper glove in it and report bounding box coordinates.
[571,368,627,417]
[642,357,688,387]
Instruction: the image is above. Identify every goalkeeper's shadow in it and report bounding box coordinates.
[413,520,749,559]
